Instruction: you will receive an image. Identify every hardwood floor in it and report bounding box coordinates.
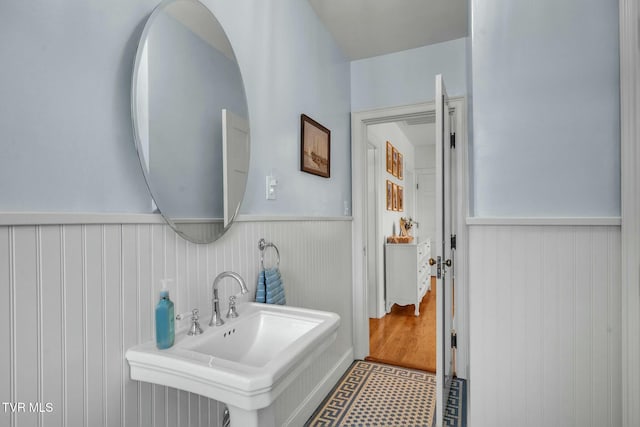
[367,277,436,373]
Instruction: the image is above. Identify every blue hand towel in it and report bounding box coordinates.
[255,267,286,305]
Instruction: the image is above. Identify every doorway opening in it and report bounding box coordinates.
[363,117,439,373]
[351,94,469,426]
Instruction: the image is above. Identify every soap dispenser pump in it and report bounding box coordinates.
[155,279,175,349]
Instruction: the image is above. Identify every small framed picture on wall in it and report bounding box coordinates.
[398,186,404,211]
[392,183,398,211]
[301,114,331,178]
[386,142,393,174]
[398,153,403,180]
[386,180,393,210]
[392,147,399,177]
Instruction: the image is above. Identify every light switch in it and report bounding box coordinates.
[266,175,278,200]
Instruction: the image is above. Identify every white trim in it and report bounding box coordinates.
[466,217,622,226]
[283,347,353,427]
[351,97,469,381]
[620,1,640,426]
[0,212,165,226]
[236,215,352,222]
[0,212,352,226]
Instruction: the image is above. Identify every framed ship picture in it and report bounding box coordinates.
[301,114,330,178]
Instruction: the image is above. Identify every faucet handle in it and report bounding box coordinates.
[226,296,239,318]
[176,309,204,336]
[176,308,198,321]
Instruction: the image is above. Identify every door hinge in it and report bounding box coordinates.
[416,183,419,190]
[450,132,456,149]
[451,234,456,250]
[451,331,457,349]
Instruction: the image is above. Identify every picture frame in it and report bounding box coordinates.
[300,114,330,178]
[398,153,403,180]
[392,147,399,177]
[392,183,398,211]
[386,180,393,210]
[386,141,393,174]
[398,186,404,211]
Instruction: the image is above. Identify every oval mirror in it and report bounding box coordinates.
[131,0,250,243]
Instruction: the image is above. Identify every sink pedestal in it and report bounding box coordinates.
[228,405,274,427]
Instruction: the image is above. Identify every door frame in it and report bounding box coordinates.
[619,1,640,426]
[365,142,382,318]
[351,98,470,379]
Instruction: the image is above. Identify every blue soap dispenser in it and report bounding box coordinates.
[155,279,175,349]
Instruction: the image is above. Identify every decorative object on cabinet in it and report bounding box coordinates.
[386,141,393,173]
[301,114,331,178]
[392,147,399,177]
[398,185,404,211]
[400,217,415,238]
[386,180,393,210]
[387,233,413,243]
[387,235,413,243]
[398,153,404,180]
[385,239,431,316]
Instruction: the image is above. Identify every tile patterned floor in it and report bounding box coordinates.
[444,376,466,427]
[306,360,466,427]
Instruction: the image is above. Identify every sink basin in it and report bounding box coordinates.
[187,310,321,367]
[126,302,339,422]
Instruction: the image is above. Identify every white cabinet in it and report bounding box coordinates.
[385,239,431,316]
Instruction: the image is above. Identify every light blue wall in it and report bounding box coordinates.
[0,0,351,217]
[0,0,155,212]
[350,38,467,112]
[470,0,620,217]
[204,0,352,217]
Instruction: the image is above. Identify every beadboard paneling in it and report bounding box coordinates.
[469,225,621,427]
[0,220,353,427]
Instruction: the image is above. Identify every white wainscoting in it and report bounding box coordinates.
[0,219,353,427]
[468,225,621,427]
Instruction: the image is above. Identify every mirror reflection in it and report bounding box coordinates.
[132,0,250,243]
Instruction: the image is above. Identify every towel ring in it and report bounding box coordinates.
[258,238,280,269]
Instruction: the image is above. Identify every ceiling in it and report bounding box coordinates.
[398,119,435,147]
[307,0,468,60]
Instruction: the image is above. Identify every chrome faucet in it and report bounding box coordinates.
[209,271,249,327]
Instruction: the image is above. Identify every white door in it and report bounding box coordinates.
[415,170,436,255]
[222,109,250,227]
[435,74,455,426]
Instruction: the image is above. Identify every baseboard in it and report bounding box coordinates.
[283,347,354,427]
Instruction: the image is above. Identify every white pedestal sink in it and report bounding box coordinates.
[126,303,340,427]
